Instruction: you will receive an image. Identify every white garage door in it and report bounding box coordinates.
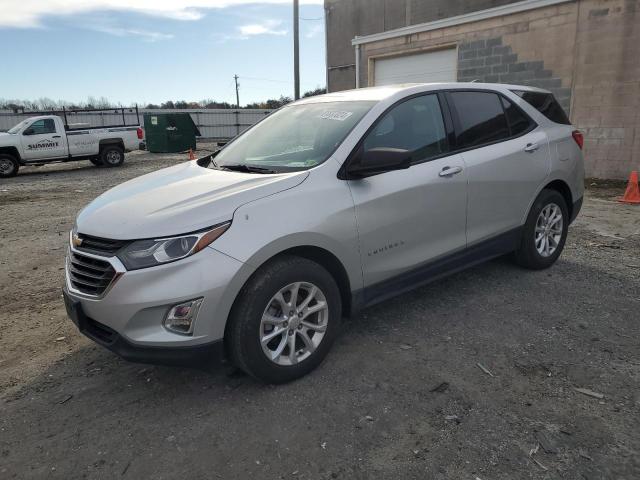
[373,48,458,86]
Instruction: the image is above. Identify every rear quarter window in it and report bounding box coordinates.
[448,91,510,149]
[512,90,571,125]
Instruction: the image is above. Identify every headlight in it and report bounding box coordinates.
[117,222,230,270]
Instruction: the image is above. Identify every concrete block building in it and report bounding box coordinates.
[324,0,640,179]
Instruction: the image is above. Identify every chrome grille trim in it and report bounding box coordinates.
[68,251,114,296]
[65,232,126,299]
[76,233,129,256]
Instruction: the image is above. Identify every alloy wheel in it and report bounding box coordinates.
[535,203,563,257]
[259,282,329,366]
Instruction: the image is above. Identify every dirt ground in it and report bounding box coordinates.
[1,148,639,479]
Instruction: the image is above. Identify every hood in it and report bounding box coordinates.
[76,161,309,239]
[0,132,14,143]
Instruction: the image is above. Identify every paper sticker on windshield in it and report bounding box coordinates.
[319,111,353,121]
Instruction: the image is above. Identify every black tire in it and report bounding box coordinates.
[227,255,342,384]
[0,154,19,178]
[514,189,569,270]
[100,145,124,167]
[90,157,103,167]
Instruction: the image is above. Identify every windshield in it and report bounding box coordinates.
[8,119,30,134]
[211,101,375,172]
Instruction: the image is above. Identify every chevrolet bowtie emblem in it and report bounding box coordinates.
[72,233,83,247]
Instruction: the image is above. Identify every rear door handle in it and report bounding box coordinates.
[439,166,463,177]
[524,142,539,153]
[52,135,61,138]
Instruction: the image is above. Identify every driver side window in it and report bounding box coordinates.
[363,94,448,163]
[27,119,56,135]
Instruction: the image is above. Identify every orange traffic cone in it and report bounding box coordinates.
[618,170,640,204]
[188,148,195,160]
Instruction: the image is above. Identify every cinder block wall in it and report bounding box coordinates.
[329,0,640,179]
[571,0,640,179]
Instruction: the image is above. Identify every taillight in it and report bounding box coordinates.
[572,130,584,150]
[137,127,143,140]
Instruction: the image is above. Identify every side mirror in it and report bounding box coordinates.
[346,147,412,178]
[23,128,35,136]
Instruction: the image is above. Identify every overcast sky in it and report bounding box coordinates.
[0,0,326,106]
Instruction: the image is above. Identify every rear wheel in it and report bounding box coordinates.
[100,146,124,167]
[514,189,569,270]
[227,256,342,384]
[0,154,19,178]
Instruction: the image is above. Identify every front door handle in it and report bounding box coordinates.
[439,166,463,177]
[52,135,61,138]
[524,142,539,153]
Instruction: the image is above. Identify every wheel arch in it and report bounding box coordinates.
[543,179,574,221]
[99,138,125,151]
[522,177,576,226]
[230,243,353,317]
[0,146,22,162]
[220,243,355,360]
[277,245,353,318]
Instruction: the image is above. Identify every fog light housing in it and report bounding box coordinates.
[163,298,203,335]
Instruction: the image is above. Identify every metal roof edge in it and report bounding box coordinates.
[351,0,573,46]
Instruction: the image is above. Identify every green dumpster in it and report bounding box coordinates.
[143,113,201,153]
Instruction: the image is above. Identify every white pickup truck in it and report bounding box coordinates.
[0,110,144,178]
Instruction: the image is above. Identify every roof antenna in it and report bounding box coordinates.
[470,79,480,83]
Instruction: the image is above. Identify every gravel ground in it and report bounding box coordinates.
[0,149,639,479]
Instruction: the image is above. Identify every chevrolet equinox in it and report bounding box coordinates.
[64,83,584,383]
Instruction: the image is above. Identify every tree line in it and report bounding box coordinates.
[0,88,327,112]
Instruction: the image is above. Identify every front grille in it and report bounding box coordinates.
[68,251,116,296]
[77,233,128,256]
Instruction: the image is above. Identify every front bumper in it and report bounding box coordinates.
[64,244,246,366]
[64,290,224,368]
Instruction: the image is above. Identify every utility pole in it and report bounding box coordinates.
[293,0,300,100]
[234,74,240,108]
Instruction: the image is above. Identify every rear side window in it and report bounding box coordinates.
[363,94,448,163]
[449,91,509,148]
[512,90,571,125]
[500,96,535,136]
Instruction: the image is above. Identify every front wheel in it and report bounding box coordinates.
[0,154,19,178]
[227,256,342,383]
[514,189,569,270]
[100,146,124,167]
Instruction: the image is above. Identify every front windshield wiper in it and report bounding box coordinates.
[220,164,277,174]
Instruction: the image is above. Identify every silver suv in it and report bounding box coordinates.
[63,83,584,383]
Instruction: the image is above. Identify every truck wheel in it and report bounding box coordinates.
[90,157,103,167]
[227,256,342,384]
[101,146,124,167]
[0,154,19,178]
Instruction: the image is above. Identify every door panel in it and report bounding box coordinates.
[462,130,549,244]
[349,154,467,287]
[347,93,467,288]
[21,119,67,160]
